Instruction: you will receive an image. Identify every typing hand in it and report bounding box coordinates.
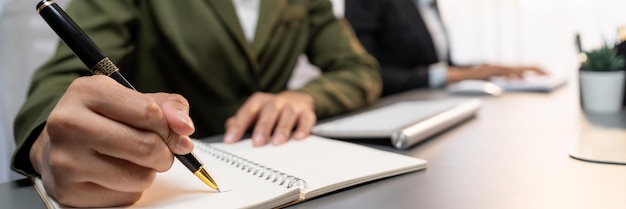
[447,64,547,82]
[223,91,316,146]
[28,76,195,207]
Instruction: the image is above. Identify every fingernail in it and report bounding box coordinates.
[253,134,265,145]
[272,133,286,145]
[294,131,306,140]
[224,132,236,143]
[178,110,194,128]
[176,136,191,151]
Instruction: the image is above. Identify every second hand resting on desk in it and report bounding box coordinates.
[35,0,221,192]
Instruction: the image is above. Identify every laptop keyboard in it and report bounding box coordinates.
[313,99,464,138]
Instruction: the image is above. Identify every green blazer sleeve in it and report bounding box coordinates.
[11,1,139,176]
[11,0,381,176]
[298,0,382,118]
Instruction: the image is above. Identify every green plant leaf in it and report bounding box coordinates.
[581,45,626,71]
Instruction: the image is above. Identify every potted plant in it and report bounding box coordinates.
[579,44,626,113]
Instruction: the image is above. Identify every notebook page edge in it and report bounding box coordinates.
[31,177,60,209]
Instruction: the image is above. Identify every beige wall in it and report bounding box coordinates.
[441,0,626,73]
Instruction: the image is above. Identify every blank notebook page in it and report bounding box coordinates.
[33,153,301,209]
[130,156,300,208]
[210,136,427,199]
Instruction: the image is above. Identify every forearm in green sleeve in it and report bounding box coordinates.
[300,0,382,118]
[11,75,76,176]
[11,0,139,176]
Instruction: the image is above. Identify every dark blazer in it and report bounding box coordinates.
[346,0,450,96]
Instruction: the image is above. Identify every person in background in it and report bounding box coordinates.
[345,0,546,96]
[12,0,380,207]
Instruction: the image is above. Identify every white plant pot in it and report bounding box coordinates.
[579,70,625,113]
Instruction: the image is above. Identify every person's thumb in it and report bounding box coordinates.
[152,93,195,154]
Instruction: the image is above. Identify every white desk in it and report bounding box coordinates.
[4,75,626,208]
[290,75,626,208]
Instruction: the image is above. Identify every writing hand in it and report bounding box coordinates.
[223,91,316,146]
[28,75,194,207]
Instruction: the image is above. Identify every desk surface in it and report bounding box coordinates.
[3,78,626,209]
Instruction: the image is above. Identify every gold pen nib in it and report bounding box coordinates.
[193,166,221,192]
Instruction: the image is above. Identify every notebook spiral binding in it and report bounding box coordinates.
[195,142,308,190]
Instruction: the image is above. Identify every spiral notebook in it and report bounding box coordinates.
[32,136,427,208]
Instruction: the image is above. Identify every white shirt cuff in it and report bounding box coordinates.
[428,62,448,88]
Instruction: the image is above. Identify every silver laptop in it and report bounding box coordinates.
[312,98,482,149]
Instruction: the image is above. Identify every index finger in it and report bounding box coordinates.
[223,97,264,143]
[72,76,171,142]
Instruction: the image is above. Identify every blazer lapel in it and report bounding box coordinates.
[206,0,257,66]
[253,0,286,55]
[395,0,438,62]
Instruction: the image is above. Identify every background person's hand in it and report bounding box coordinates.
[447,64,547,83]
[223,91,316,146]
[28,75,195,207]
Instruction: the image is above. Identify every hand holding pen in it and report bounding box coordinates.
[28,1,219,207]
[30,79,198,207]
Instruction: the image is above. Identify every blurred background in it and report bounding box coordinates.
[1,0,625,183]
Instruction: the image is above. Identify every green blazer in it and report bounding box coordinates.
[12,0,381,176]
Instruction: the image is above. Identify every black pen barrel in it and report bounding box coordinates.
[176,154,202,172]
[37,0,135,90]
[109,71,136,90]
[36,0,106,71]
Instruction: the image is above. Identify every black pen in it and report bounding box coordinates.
[36,0,221,192]
[575,32,587,63]
[575,32,583,53]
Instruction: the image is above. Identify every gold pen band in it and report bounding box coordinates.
[194,166,220,192]
[37,0,54,13]
[91,57,120,76]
